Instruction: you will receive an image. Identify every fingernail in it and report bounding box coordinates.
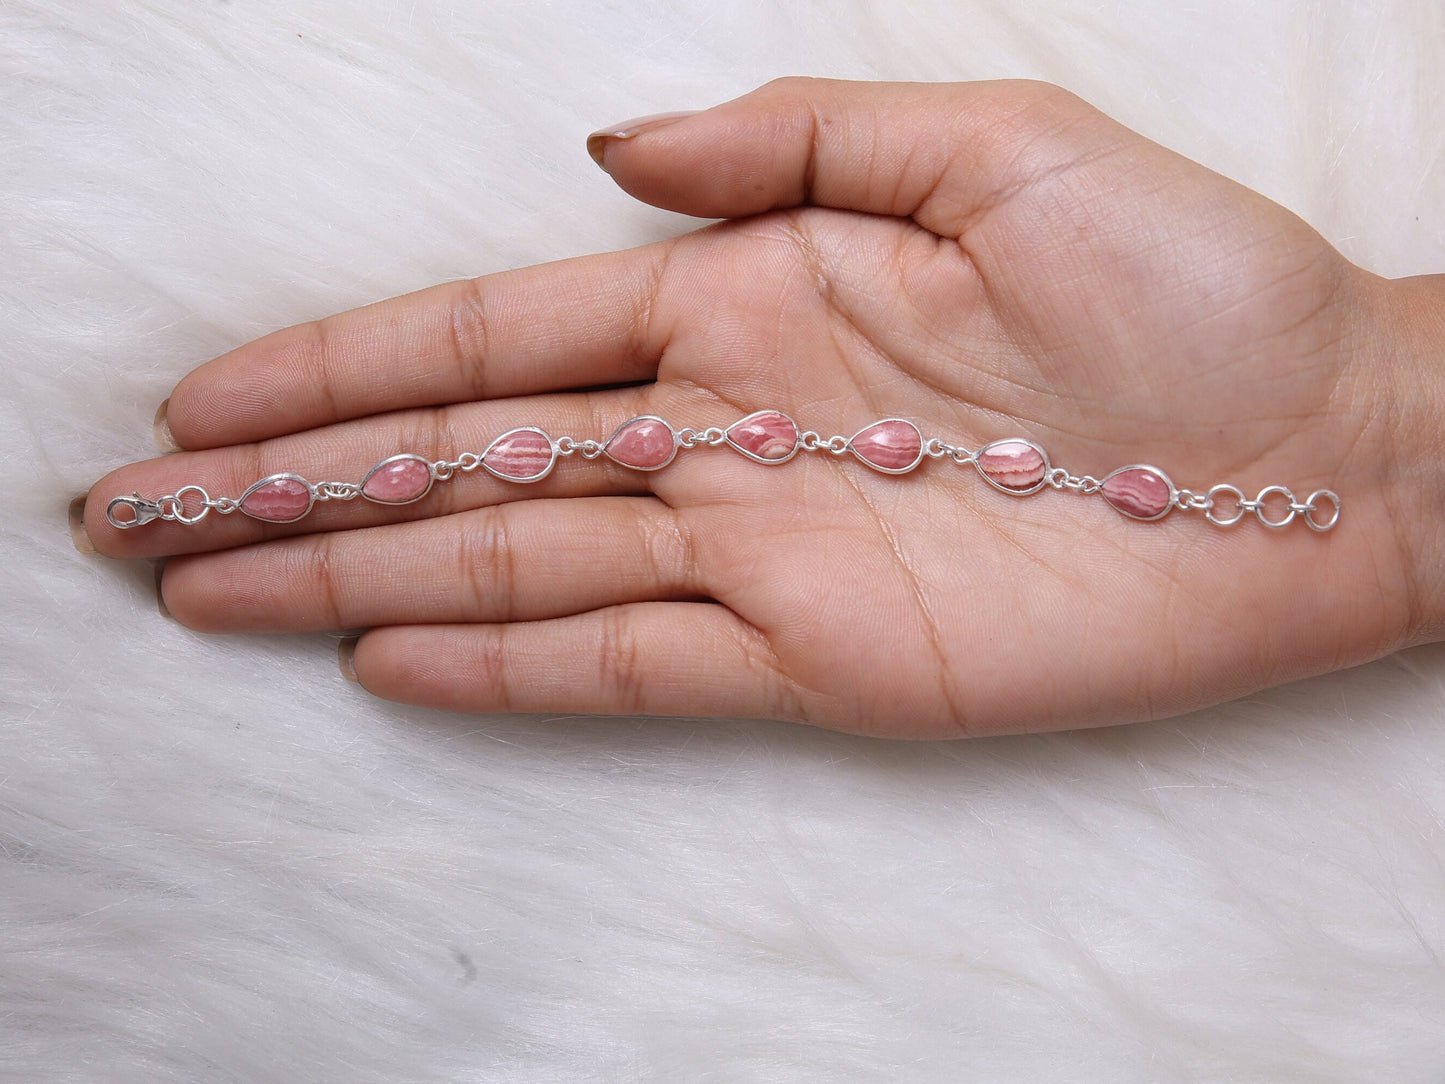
[153,398,179,453]
[68,493,94,554]
[587,110,699,172]
[154,559,173,620]
[338,635,360,682]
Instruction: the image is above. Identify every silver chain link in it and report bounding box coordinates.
[555,436,603,459]
[925,438,976,465]
[1046,467,1102,494]
[677,426,726,449]
[313,481,361,502]
[799,431,851,455]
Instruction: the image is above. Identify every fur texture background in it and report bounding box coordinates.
[4,1,1444,1079]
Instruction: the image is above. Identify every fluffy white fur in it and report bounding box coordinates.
[4,1,1444,1079]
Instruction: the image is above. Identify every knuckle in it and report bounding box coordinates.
[448,276,493,397]
[300,315,345,422]
[392,405,457,478]
[473,627,514,712]
[598,609,648,715]
[458,509,516,618]
[638,510,697,593]
[306,533,347,630]
[759,74,821,98]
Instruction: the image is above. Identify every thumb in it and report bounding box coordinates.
[586,78,1131,239]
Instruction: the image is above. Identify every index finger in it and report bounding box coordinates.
[165,242,675,450]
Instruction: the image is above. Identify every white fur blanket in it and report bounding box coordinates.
[4,2,1444,1079]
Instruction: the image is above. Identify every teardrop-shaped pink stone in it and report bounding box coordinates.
[604,417,676,470]
[361,456,432,504]
[726,411,798,462]
[239,475,313,522]
[848,419,923,473]
[1101,467,1172,520]
[483,428,555,482]
[976,439,1047,492]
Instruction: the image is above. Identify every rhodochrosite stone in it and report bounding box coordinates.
[604,417,676,470]
[1101,466,1173,520]
[361,455,433,504]
[483,428,556,482]
[725,411,799,462]
[848,419,923,473]
[239,475,313,522]
[975,439,1048,494]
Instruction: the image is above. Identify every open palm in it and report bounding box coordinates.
[90,80,1411,736]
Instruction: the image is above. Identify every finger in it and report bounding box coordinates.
[161,497,704,632]
[589,78,1131,239]
[87,386,673,560]
[349,602,803,721]
[165,243,674,449]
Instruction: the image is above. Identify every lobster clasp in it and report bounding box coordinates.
[106,494,163,529]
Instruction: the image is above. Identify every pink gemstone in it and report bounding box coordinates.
[975,439,1048,493]
[848,419,923,473]
[604,416,676,471]
[1101,466,1173,520]
[725,411,799,463]
[361,455,433,505]
[239,474,313,522]
[483,428,556,483]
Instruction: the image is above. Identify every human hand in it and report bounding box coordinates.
[86,79,1441,737]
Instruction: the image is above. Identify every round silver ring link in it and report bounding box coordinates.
[1204,484,1247,526]
[1302,489,1341,532]
[169,485,213,525]
[1252,485,1297,529]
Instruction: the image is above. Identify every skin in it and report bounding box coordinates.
[85,79,1445,738]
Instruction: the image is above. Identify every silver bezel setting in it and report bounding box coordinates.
[603,415,679,472]
[1099,464,1176,521]
[724,410,801,465]
[359,453,436,505]
[846,418,925,475]
[238,472,315,523]
[481,426,558,483]
[973,437,1052,497]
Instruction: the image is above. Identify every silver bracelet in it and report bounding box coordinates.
[106,410,1340,532]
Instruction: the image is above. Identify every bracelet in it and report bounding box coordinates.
[105,410,1340,532]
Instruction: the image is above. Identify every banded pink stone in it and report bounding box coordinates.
[848,419,923,474]
[975,439,1048,495]
[1101,465,1174,520]
[725,410,799,463]
[361,455,433,505]
[604,416,676,471]
[483,427,556,483]
[239,474,313,523]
